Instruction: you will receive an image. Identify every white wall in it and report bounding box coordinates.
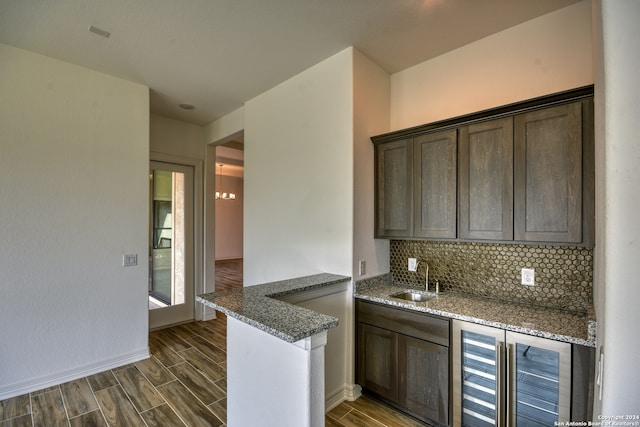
[593,0,640,415]
[150,114,205,160]
[207,48,382,405]
[390,0,593,130]
[353,49,391,280]
[243,48,354,285]
[0,44,149,399]
[205,106,244,146]
[227,317,327,427]
[275,282,354,410]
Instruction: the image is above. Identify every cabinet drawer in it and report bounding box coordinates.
[357,300,449,346]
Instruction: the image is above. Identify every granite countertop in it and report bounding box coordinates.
[355,275,596,347]
[196,273,350,343]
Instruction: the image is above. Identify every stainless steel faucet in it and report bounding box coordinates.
[415,260,438,294]
[423,262,439,294]
[424,262,429,292]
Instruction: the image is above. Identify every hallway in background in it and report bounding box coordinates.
[214,259,242,291]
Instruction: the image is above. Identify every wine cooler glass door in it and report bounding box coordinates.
[453,322,505,427]
[507,332,571,426]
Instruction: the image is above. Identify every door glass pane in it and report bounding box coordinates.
[514,343,560,426]
[150,170,185,308]
[461,330,497,427]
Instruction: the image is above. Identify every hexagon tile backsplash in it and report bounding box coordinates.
[390,240,593,313]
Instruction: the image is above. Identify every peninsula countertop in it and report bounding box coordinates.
[196,273,350,343]
[355,275,596,347]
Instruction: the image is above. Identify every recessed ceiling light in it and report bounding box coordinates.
[179,103,195,110]
[88,25,110,38]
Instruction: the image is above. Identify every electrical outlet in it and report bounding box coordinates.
[359,260,366,276]
[521,268,535,285]
[408,258,418,272]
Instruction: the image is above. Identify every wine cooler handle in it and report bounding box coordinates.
[497,342,504,427]
[506,344,513,427]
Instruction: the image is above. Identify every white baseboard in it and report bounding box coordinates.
[344,383,363,401]
[325,383,363,411]
[0,348,150,401]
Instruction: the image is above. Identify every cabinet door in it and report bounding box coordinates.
[357,323,398,402]
[375,139,413,237]
[506,331,571,426]
[399,335,449,425]
[514,102,582,243]
[459,117,514,240]
[414,130,457,239]
[453,321,505,427]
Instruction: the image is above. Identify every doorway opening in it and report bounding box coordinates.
[206,134,244,298]
[149,161,195,329]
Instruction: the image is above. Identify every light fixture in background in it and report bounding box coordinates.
[215,163,236,200]
[179,103,195,110]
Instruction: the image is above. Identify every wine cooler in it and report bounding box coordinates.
[452,320,571,426]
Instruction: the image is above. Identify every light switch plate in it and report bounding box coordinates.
[359,260,366,276]
[123,254,138,267]
[408,258,418,272]
[521,268,535,285]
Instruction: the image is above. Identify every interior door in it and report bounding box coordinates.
[149,161,194,329]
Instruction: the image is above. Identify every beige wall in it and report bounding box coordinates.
[213,173,243,260]
[0,43,149,399]
[390,0,593,131]
[214,145,244,260]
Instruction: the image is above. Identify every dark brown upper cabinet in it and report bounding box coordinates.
[459,117,513,240]
[375,138,413,237]
[414,130,457,239]
[514,101,591,244]
[374,130,456,239]
[372,86,594,246]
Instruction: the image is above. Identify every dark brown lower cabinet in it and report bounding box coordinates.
[399,335,449,425]
[357,300,450,426]
[358,323,398,402]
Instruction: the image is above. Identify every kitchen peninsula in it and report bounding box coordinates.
[196,273,350,427]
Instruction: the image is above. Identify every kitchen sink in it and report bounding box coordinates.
[390,290,436,302]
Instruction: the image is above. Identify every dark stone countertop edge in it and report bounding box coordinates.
[354,273,596,348]
[196,273,349,343]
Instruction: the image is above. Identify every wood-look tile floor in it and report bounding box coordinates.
[0,258,423,426]
[0,316,229,427]
[213,259,243,292]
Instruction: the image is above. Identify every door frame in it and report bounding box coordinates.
[149,152,204,325]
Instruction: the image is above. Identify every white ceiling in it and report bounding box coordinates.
[0,0,580,126]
